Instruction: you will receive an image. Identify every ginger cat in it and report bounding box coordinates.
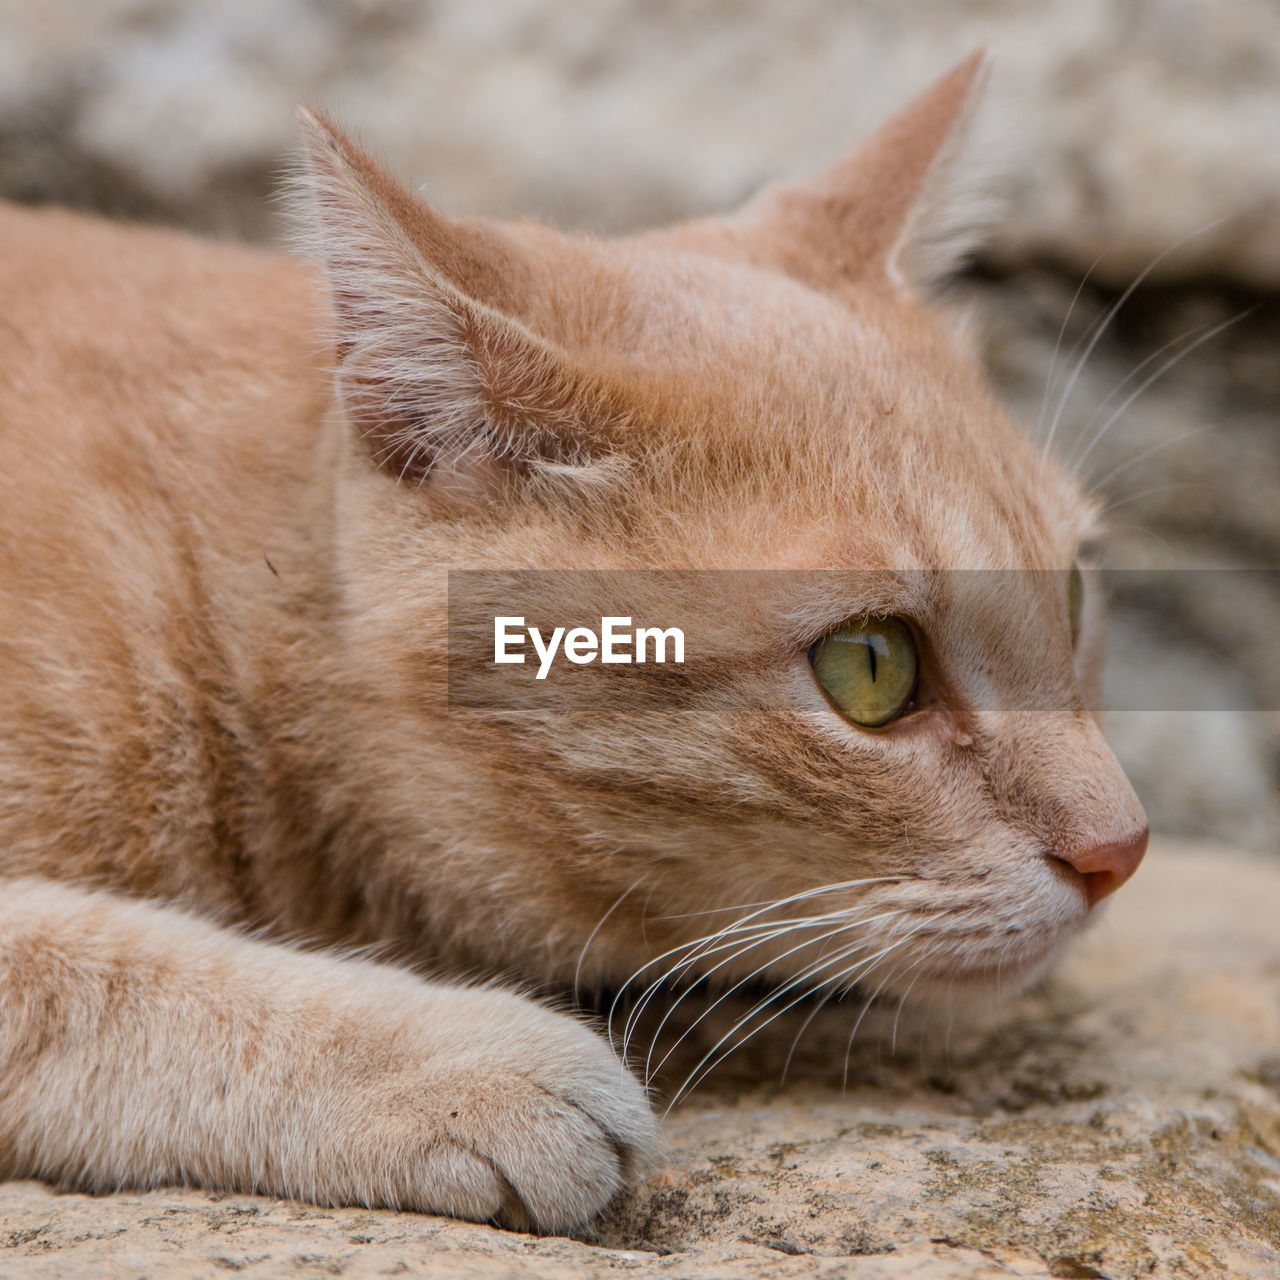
[0,54,1147,1232]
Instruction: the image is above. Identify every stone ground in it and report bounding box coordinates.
[3,839,1278,1280]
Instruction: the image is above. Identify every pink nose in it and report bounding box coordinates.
[1059,826,1149,908]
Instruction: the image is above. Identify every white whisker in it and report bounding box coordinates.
[1039,220,1225,471]
[669,916,939,1108]
[626,906,899,1066]
[1068,307,1255,475]
[652,877,902,922]
[1099,481,1200,519]
[620,918,821,1060]
[840,917,944,1089]
[664,939,880,1109]
[1036,254,1104,442]
[574,883,639,1005]
[1064,318,1215,463]
[626,922,811,1064]
[1085,424,1213,496]
[646,911,903,1084]
[889,940,945,1053]
[609,877,901,1053]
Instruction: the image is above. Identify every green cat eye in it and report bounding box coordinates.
[810,617,918,728]
[1068,564,1084,641]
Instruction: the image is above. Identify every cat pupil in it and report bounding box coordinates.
[867,640,878,681]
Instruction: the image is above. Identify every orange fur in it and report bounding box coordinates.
[0,55,1145,1229]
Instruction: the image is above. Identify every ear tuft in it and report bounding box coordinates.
[884,51,1007,289]
[290,108,621,492]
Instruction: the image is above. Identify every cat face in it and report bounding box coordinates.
[298,53,1147,1015]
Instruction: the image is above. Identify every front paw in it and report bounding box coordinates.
[325,989,659,1232]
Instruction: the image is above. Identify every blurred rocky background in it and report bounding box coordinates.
[2,0,1276,850]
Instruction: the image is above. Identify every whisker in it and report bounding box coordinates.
[1098,481,1200,518]
[651,877,902,922]
[787,913,939,1085]
[1085,424,1214,496]
[624,904,881,1032]
[664,938,886,1110]
[1068,306,1255,475]
[646,911,903,1084]
[632,909,902,1072]
[840,917,944,1089]
[645,926,844,1085]
[618,936,742,1060]
[889,943,944,1053]
[687,924,935,1104]
[1039,220,1226,471]
[629,919,834,1069]
[670,918,938,1108]
[611,877,901,1052]
[1102,520,1184,556]
[1036,253,1105,442]
[620,916,834,1060]
[780,984,841,1084]
[574,883,639,1005]
[611,912,799,1050]
[1063,317,1215,464]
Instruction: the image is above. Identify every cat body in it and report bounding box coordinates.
[0,55,1146,1230]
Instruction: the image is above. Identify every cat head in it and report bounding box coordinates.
[294,53,1147,1017]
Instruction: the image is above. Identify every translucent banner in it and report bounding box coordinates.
[445,569,1278,713]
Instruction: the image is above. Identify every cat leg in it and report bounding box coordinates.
[0,875,657,1231]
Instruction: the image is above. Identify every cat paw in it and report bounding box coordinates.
[331,989,659,1232]
[426,1060,657,1232]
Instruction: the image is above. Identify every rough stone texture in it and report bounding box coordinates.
[3,840,1279,1279]
[2,0,1279,288]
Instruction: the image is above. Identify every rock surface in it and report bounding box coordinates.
[3,839,1278,1279]
[2,0,1278,287]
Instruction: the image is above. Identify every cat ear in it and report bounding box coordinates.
[735,51,997,294]
[292,108,617,491]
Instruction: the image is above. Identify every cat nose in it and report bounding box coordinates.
[1058,825,1149,908]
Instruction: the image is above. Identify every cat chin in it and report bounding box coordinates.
[885,938,1072,1017]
